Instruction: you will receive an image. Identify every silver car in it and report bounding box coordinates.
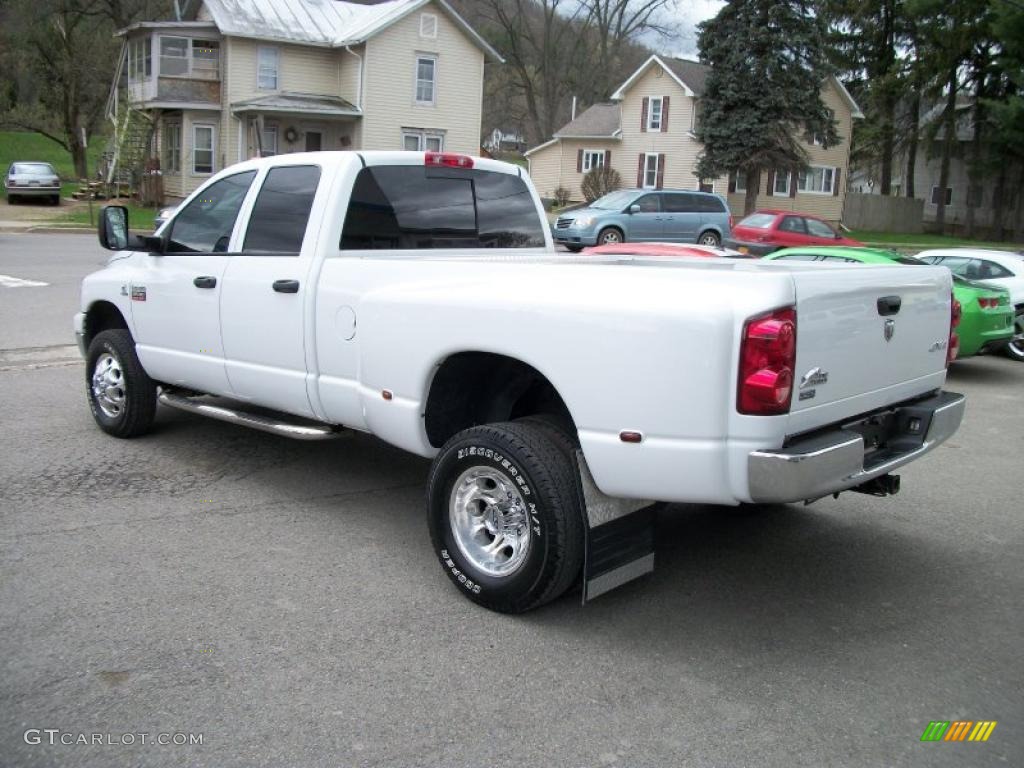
[5,162,62,205]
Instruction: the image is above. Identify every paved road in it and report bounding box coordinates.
[1,234,1022,767]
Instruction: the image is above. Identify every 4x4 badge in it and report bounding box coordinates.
[884,319,895,342]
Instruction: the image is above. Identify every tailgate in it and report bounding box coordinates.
[788,264,952,430]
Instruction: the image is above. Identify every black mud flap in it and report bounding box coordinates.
[573,450,657,603]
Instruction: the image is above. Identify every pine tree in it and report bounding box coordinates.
[695,1,839,214]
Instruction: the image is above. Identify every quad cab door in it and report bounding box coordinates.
[130,170,257,396]
[219,164,323,418]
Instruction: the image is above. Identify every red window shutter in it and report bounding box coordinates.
[641,97,649,132]
[789,171,798,198]
[637,154,645,187]
[656,154,665,189]
[577,149,583,173]
[728,174,736,194]
[766,169,775,197]
[833,167,842,196]
[661,96,670,132]
[604,149,611,166]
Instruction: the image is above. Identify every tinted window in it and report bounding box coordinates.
[662,193,699,213]
[697,194,727,213]
[737,213,776,229]
[633,194,660,213]
[340,166,545,249]
[243,165,321,253]
[778,216,807,234]
[823,255,861,263]
[167,171,256,253]
[805,218,837,238]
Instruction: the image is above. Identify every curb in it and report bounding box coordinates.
[0,226,96,235]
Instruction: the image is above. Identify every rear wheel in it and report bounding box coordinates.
[85,329,157,438]
[1006,310,1024,362]
[6,194,16,205]
[697,230,721,247]
[597,227,623,246]
[427,421,584,613]
[51,194,60,206]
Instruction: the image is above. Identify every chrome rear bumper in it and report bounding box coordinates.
[748,391,966,504]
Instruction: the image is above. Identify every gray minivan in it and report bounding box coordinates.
[552,188,732,251]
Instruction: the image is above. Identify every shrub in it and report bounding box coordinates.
[581,165,621,202]
[553,186,572,208]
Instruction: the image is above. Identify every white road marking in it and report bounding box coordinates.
[0,274,49,288]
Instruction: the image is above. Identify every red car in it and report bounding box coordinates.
[581,243,750,258]
[723,210,862,256]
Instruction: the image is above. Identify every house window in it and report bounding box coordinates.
[261,126,278,157]
[798,165,836,194]
[643,153,660,189]
[164,123,182,172]
[647,96,663,131]
[420,13,438,38]
[128,37,152,81]
[258,46,279,90]
[773,170,790,196]
[160,37,189,76]
[930,186,953,205]
[733,172,747,194]
[158,36,218,78]
[691,99,702,134]
[582,150,605,172]
[415,55,437,105]
[191,40,219,78]
[402,130,443,151]
[192,124,215,174]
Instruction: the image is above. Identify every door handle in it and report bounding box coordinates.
[193,276,217,289]
[272,279,300,294]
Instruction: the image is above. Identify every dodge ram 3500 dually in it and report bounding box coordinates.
[76,151,966,613]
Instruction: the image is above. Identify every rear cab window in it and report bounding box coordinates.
[340,166,545,250]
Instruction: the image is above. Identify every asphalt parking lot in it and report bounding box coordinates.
[1,233,1022,767]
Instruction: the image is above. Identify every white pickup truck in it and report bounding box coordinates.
[76,151,965,612]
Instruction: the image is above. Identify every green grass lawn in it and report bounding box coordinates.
[848,230,1022,250]
[0,130,105,184]
[57,201,157,230]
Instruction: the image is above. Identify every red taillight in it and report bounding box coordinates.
[947,295,961,366]
[425,151,474,169]
[977,296,999,309]
[728,214,735,229]
[738,306,797,415]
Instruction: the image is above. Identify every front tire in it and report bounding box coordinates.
[597,227,624,246]
[85,329,157,438]
[1005,310,1024,362]
[698,230,721,247]
[427,422,584,613]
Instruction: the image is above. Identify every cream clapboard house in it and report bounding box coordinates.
[114,0,501,201]
[526,55,864,224]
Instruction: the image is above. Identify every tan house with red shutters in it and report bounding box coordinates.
[525,55,863,224]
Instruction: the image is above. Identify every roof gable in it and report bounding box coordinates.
[187,0,501,59]
[610,55,698,100]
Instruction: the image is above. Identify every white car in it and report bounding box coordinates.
[917,248,1024,361]
[75,151,965,612]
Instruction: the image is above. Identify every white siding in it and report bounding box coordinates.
[360,2,483,153]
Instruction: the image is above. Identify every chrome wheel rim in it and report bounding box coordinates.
[1010,315,1024,357]
[600,230,621,244]
[449,466,531,577]
[699,233,719,246]
[91,352,126,418]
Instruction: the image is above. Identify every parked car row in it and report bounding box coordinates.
[579,236,1024,364]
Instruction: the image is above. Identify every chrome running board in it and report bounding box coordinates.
[158,391,344,441]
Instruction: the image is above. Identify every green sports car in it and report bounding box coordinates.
[763,246,1014,359]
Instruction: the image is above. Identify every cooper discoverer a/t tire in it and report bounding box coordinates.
[85,329,157,438]
[427,421,584,613]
